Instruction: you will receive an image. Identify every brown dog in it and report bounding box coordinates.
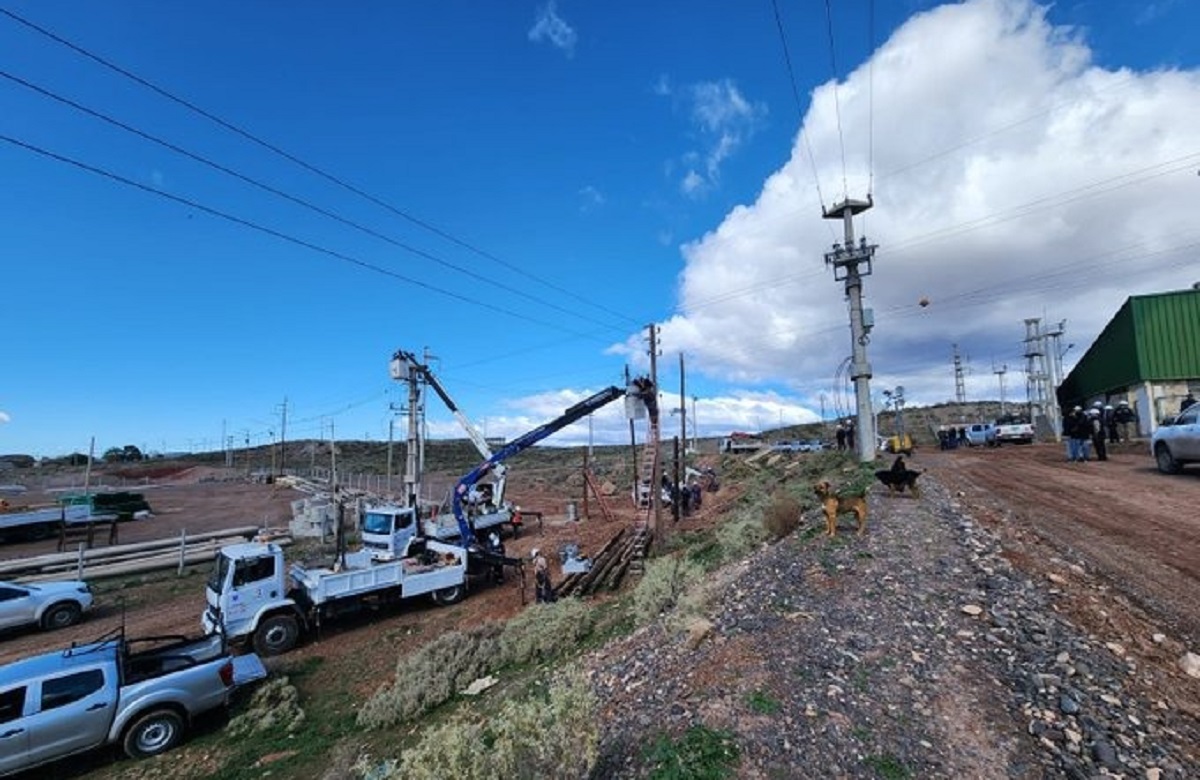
[814,480,868,536]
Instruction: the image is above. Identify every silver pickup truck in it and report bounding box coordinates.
[0,631,266,776]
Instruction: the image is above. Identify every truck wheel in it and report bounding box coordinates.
[253,614,300,656]
[41,601,83,630]
[432,585,465,606]
[123,708,184,759]
[1155,443,1182,474]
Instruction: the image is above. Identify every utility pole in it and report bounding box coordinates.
[993,362,1008,415]
[691,395,698,453]
[823,196,877,463]
[677,353,687,459]
[1023,318,1048,426]
[277,398,288,477]
[648,324,663,537]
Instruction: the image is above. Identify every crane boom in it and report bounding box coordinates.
[452,382,654,545]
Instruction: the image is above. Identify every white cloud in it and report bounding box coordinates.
[0,411,9,424]
[528,2,577,58]
[617,0,1200,416]
[578,184,605,211]
[660,78,767,196]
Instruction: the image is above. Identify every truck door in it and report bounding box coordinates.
[24,667,112,768]
[0,584,36,630]
[222,553,282,633]
[0,685,30,775]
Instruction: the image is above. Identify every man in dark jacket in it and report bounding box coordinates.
[1088,403,1107,461]
[1113,401,1137,442]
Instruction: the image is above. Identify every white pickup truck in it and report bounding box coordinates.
[0,631,265,776]
[994,414,1036,445]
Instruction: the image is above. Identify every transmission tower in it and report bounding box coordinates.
[953,344,967,405]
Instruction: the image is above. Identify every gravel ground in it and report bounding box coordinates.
[586,474,1200,779]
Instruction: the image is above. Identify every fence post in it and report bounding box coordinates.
[76,542,85,580]
[177,529,187,576]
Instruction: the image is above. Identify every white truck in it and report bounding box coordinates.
[994,414,1036,445]
[202,538,471,656]
[719,432,767,454]
[367,351,517,559]
[0,630,265,776]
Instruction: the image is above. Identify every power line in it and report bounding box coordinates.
[768,0,829,214]
[0,67,632,335]
[0,6,638,327]
[822,0,849,200]
[0,132,604,337]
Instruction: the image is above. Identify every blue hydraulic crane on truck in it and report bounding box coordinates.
[451,380,658,547]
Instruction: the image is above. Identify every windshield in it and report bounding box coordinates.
[208,554,230,594]
[362,511,396,535]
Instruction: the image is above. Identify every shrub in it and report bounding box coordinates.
[762,493,803,540]
[375,669,599,780]
[714,510,767,562]
[225,676,305,737]
[498,596,595,667]
[631,554,705,624]
[357,622,502,728]
[645,724,740,780]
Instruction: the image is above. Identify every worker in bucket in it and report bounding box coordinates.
[531,547,555,604]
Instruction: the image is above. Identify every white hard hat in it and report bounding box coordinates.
[1092,401,1103,408]
[530,548,540,557]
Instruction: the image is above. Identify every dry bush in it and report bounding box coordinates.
[762,493,803,540]
[632,554,705,624]
[714,510,768,562]
[371,669,599,780]
[357,622,502,728]
[225,676,305,737]
[498,597,595,667]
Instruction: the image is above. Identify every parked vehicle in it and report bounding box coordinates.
[204,538,472,656]
[965,423,997,447]
[720,432,766,454]
[994,414,1036,445]
[0,580,93,633]
[1151,404,1200,474]
[364,351,520,559]
[0,630,265,776]
[0,491,151,544]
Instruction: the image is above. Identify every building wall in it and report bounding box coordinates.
[1058,288,1200,434]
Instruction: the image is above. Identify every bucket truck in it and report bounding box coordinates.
[360,351,518,561]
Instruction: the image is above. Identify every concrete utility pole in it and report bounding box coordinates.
[993,362,1008,415]
[823,196,878,463]
[277,398,288,477]
[1023,318,1050,426]
[403,362,422,508]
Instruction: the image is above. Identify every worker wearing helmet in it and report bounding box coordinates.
[1088,403,1107,461]
[531,548,554,604]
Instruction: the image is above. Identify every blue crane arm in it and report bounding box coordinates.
[452,384,645,545]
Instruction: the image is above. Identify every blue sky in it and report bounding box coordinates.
[3,0,1199,458]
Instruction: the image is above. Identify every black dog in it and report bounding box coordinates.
[875,456,922,498]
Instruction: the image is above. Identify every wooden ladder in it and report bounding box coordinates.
[629,413,661,575]
[582,468,616,523]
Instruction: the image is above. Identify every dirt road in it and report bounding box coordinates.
[926,440,1200,646]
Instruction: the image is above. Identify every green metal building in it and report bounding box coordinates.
[1057,285,1200,433]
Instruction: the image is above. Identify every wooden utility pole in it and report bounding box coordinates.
[648,324,663,539]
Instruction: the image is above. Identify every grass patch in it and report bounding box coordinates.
[745,689,781,715]
[645,725,740,780]
[864,753,911,780]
